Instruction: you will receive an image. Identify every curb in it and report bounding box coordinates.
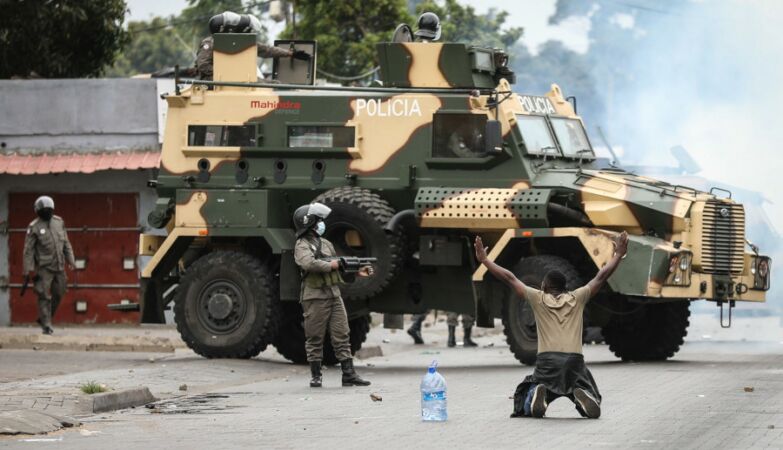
[80,387,157,414]
[0,336,180,353]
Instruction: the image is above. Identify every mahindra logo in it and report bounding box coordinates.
[719,208,730,218]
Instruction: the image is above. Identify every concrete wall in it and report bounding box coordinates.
[0,170,157,325]
[0,79,159,153]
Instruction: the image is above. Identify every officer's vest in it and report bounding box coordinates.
[302,238,344,289]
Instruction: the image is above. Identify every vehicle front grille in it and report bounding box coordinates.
[701,201,745,275]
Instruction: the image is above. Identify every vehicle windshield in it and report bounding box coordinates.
[515,115,558,155]
[550,117,592,157]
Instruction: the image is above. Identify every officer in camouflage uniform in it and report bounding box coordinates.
[293,202,372,388]
[195,11,309,80]
[23,196,75,335]
[446,312,478,347]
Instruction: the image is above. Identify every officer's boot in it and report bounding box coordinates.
[447,325,457,347]
[309,361,323,388]
[340,359,371,386]
[407,315,425,344]
[463,326,478,347]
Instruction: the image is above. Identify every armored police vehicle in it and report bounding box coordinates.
[136,27,771,365]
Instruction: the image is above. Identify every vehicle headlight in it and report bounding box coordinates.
[666,252,692,286]
[753,257,771,290]
[669,256,679,274]
[759,259,769,277]
[679,254,690,271]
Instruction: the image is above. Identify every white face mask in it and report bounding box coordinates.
[315,221,326,236]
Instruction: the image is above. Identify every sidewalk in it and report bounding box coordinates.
[0,325,186,353]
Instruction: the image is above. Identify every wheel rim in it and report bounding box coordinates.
[324,221,372,257]
[196,279,248,334]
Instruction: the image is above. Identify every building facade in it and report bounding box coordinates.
[0,78,172,325]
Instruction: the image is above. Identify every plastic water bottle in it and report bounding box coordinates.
[420,360,447,421]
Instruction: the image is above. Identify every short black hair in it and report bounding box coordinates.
[543,270,567,292]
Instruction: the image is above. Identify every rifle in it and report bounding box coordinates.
[325,256,377,274]
[20,274,31,296]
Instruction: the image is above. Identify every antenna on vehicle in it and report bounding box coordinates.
[596,126,620,167]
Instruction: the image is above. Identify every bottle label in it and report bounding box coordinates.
[422,391,446,401]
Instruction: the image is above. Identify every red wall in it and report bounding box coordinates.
[8,193,141,324]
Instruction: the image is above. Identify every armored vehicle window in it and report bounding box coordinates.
[551,118,592,157]
[188,125,257,147]
[515,115,558,155]
[432,113,487,158]
[288,126,355,148]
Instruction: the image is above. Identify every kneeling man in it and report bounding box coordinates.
[474,232,628,418]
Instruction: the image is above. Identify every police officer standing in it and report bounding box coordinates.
[293,202,372,388]
[23,196,75,335]
[195,11,309,80]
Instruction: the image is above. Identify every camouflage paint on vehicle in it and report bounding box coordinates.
[140,33,769,337]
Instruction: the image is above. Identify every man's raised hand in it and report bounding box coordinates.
[614,231,629,257]
[474,236,488,263]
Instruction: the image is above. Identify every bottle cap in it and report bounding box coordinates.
[428,360,438,373]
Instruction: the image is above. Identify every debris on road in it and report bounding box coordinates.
[79,429,102,436]
[370,393,383,402]
[179,384,188,391]
[743,386,754,392]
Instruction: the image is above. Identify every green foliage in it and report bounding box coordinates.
[107,0,269,77]
[280,0,412,79]
[79,381,108,395]
[414,0,523,52]
[106,17,194,77]
[0,0,129,78]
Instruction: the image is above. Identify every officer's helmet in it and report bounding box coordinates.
[293,202,332,237]
[33,195,54,212]
[414,12,441,42]
[208,11,263,35]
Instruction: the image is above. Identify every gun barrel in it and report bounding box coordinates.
[20,275,30,296]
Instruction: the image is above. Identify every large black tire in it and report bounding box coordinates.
[273,301,371,365]
[502,255,583,365]
[313,187,403,300]
[174,251,278,359]
[603,300,690,361]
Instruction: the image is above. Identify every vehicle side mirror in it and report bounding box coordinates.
[484,120,503,154]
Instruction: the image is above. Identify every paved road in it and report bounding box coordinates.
[1,315,782,449]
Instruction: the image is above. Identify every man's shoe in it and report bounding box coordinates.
[462,326,478,347]
[309,361,322,388]
[42,326,54,335]
[407,326,424,344]
[340,359,371,386]
[573,388,600,419]
[447,325,456,347]
[530,384,548,418]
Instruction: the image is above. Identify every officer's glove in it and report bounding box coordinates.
[293,50,311,61]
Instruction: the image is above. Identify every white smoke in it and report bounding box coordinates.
[609,0,783,228]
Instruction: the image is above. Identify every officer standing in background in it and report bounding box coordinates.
[293,202,373,388]
[23,196,75,335]
[195,11,309,80]
[447,312,478,347]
